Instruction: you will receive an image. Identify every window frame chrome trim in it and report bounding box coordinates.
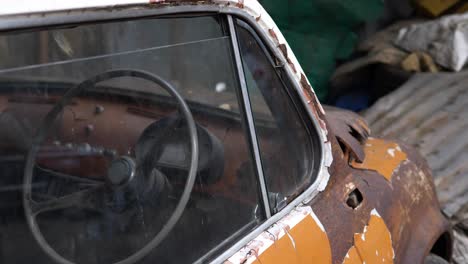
[233,18,320,204]
[227,15,272,220]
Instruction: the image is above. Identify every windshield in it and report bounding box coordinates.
[0,15,263,264]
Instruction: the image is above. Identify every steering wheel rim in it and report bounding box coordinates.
[23,69,199,264]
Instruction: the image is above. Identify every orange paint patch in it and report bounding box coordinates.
[252,215,332,264]
[350,138,407,180]
[342,246,361,264]
[252,230,298,264]
[343,209,394,264]
[291,216,332,263]
[227,208,331,264]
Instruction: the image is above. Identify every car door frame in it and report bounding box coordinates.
[209,13,329,263]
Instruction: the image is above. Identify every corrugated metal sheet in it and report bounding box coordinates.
[364,71,468,217]
[363,72,468,263]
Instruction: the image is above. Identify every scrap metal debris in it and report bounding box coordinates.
[400,52,439,73]
[395,13,468,71]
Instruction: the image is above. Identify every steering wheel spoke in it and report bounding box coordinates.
[28,186,105,216]
[37,166,105,185]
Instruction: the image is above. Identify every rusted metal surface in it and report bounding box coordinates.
[308,122,451,263]
[227,109,450,263]
[324,106,370,163]
[363,71,468,263]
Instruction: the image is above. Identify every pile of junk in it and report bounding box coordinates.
[261,0,468,262]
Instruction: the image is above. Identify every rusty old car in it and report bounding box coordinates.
[0,1,453,263]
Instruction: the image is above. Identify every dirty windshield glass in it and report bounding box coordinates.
[0,15,262,263]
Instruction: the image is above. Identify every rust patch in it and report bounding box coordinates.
[324,106,370,163]
[299,74,327,131]
[287,58,297,73]
[343,210,394,264]
[300,74,311,94]
[326,108,368,163]
[278,43,287,58]
[277,44,297,73]
[268,29,279,43]
[236,0,244,8]
[350,138,407,181]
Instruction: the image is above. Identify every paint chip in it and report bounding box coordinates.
[370,208,381,217]
[351,138,407,181]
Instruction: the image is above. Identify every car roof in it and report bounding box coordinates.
[1,0,244,16]
[1,0,152,16]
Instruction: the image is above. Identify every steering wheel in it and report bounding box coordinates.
[23,69,199,264]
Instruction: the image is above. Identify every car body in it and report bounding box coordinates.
[0,1,452,264]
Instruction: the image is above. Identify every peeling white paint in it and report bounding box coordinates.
[318,141,333,192]
[282,225,296,249]
[226,206,326,263]
[345,182,356,193]
[370,208,381,217]
[360,226,368,241]
[387,148,396,157]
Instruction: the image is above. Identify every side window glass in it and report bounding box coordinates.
[0,16,262,264]
[236,20,318,212]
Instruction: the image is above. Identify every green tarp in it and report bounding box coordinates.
[261,0,384,101]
